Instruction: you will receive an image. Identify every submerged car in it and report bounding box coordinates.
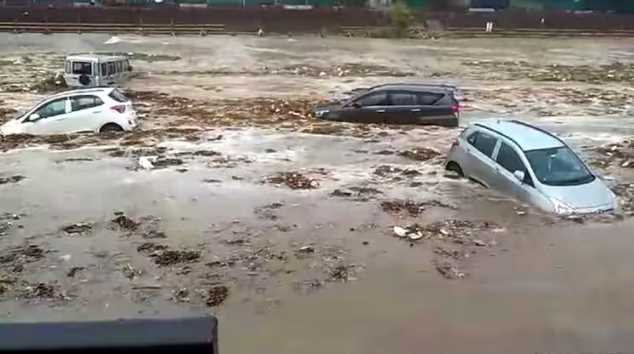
[0,88,137,135]
[445,119,617,215]
[64,54,132,88]
[314,83,460,127]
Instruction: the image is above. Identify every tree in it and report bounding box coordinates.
[390,0,412,37]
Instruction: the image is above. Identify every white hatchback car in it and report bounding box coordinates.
[0,88,137,135]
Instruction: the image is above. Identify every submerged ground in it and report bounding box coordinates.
[1,33,634,353]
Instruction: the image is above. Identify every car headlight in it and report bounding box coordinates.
[314,110,329,118]
[551,198,575,215]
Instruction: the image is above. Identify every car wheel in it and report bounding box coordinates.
[100,123,123,134]
[445,161,464,177]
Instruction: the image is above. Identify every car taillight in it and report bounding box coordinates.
[451,139,459,148]
[452,104,460,114]
[110,105,126,114]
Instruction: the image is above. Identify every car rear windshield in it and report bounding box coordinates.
[525,147,595,186]
[109,89,129,103]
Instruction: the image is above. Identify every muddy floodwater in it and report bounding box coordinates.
[2,33,634,353]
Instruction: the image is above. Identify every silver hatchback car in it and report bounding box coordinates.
[445,119,617,215]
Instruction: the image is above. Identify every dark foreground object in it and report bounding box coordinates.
[0,316,218,354]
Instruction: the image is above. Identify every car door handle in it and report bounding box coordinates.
[410,108,421,112]
[375,109,386,113]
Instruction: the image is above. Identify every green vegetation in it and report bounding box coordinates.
[390,0,413,38]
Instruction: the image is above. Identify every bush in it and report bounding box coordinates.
[390,0,413,37]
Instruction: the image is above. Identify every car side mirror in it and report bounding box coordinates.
[27,113,40,122]
[350,102,361,109]
[513,170,525,183]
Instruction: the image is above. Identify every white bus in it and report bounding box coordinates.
[63,54,132,88]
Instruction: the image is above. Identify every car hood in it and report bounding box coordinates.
[540,177,615,209]
[0,119,23,135]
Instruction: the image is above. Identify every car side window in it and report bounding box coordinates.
[33,98,67,120]
[497,143,526,173]
[356,92,388,107]
[71,95,104,112]
[471,131,498,157]
[389,92,416,106]
[417,92,444,105]
[467,131,478,145]
[497,143,534,186]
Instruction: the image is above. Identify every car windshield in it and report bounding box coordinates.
[525,147,594,186]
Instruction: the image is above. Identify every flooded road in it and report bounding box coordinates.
[2,33,634,353]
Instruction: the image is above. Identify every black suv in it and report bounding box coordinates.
[314,83,460,127]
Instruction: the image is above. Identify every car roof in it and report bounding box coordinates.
[38,88,114,102]
[66,54,127,62]
[473,119,565,151]
[368,83,455,94]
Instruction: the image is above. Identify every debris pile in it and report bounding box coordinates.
[463,60,634,84]
[111,212,140,231]
[373,165,421,180]
[137,243,200,266]
[30,72,68,93]
[0,213,21,236]
[0,175,25,185]
[0,106,17,125]
[398,147,440,161]
[592,139,634,168]
[433,260,465,280]
[280,63,414,78]
[206,285,229,307]
[380,200,426,216]
[393,219,496,243]
[330,186,383,201]
[612,183,634,216]
[62,222,93,235]
[24,282,59,299]
[267,172,319,190]
[0,244,45,266]
[254,202,284,220]
[127,90,319,128]
[392,219,499,279]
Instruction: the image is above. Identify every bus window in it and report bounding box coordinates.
[125,60,130,71]
[101,63,107,76]
[107,62,115,76]
[116,61,122,73]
